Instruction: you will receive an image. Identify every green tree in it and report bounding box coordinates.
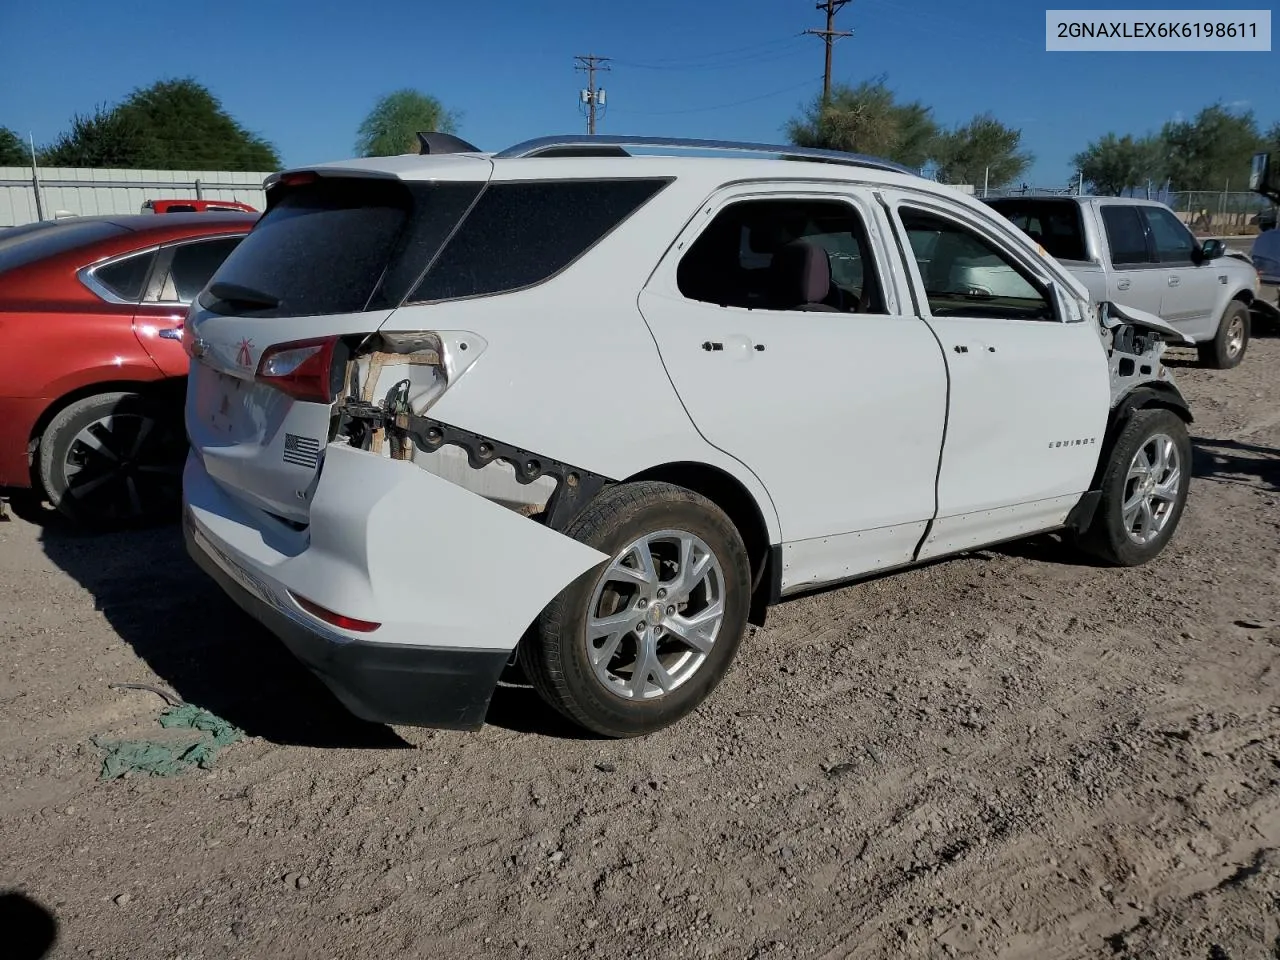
[39,106,149,168]
[932,113,1032,188]
[1072,133,1163,196]
[115,78,280,170]
[1159,103,1261,190]
[0,127,27,165]
[356,89,460,157]
[785,79,938,168]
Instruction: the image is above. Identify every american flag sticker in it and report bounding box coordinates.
[283,433,321,468]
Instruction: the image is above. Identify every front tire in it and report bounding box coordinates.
[1076,408,1191,566]
[1198,301,1249,369]
[519,481,752,738]
[38,392,187,526]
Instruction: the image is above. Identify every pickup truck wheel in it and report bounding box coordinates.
[519,481,751,738]
[38,392,186,527]
[1076,409,1191,567]
[1198,301,1249,369]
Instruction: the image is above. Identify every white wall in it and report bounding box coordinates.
[0,167,271,226]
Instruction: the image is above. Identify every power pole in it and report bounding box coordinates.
[575,54,611,135]
[805,0,854,103]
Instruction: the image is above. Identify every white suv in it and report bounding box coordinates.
[181,135,1194,738]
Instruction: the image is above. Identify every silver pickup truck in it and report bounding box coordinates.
[986,196,1263,369]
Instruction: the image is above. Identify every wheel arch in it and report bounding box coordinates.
[622,460,778,626]
[1089,382,1192,491]
[25,377,186,488]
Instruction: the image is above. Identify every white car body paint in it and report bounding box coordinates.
[185,442,607,651]
[180,138,1190,729]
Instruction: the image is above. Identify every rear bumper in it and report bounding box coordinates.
[186,516,509,728]
[182,442,606,729]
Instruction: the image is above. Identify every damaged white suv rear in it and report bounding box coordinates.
[182,135,1194,738]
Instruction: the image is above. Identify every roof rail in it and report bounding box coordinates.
[493,135,917,176]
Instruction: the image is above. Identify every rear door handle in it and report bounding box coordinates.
[1168,276,1180,287]
[158,326,184,341]
[1116,278,1131,291]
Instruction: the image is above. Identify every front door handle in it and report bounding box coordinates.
[701,341,723,352]
[1168,276,1180,287]
[158,326,184,341]
[1116,278,1132,291]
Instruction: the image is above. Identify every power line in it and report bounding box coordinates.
[575,54,611,135]
[612,36,807,71]
[805,0,854,102]
[607,75,822,117]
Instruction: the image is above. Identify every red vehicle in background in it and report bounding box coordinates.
[0,212,256,524]
[142,199,258,214]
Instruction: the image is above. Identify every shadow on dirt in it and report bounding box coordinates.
[25,494,592,744]
[1192,437,1280,492]
[31,506,410,750]
[0,891,58,960]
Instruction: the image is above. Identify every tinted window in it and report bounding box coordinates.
[677,197,888,314]
[901,208,1054,321]
[1143,206,1196,263]
[94,251,156,301]
[409,179,669,302]
[201,178,464,318]
[987,199,1088,261]
[1100,206,1151,266]
[0,220,128,276]
[157,237,244,302]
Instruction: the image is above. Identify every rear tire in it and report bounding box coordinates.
[38,392,187,527]
[1198,301,1249,369]
[1075,408,1191,567]
[519,481,752,738]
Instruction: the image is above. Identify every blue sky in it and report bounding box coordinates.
[0,0,1274,185]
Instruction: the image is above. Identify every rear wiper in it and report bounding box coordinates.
[207,281,280,309]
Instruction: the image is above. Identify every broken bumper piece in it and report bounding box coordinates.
[183,442,607,730]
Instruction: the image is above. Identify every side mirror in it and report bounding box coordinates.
[1200,238,1225,261]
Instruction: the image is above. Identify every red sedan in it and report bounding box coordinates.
[0,212,256,523]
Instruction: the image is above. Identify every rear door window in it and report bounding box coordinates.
[150,236,244,303]
[408,179,670,302]
[93,251,157,302]
[1100,205,1153,266]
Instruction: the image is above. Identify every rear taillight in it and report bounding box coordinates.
[289,591,380,633]
[256,336,345,403]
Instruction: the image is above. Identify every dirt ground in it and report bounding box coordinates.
[3,334,1280,960]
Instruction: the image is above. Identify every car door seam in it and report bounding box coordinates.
[876,191,947,560]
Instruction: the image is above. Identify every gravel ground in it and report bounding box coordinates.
[3,334,1280,960]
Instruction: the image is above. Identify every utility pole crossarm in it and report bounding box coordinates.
[574,54,611,135]
[806,0,854,102]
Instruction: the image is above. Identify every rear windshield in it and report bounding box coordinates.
[199,175,669,317]
[986,199,1088,262]
[200,178,481,318]
[0,220,129,277]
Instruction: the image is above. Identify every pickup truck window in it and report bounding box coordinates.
[900,209,1054,321]
[1142,206,1197,264]
[985,199,1087,261]
[1100,206,1153,266]
[677,197,887,314]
